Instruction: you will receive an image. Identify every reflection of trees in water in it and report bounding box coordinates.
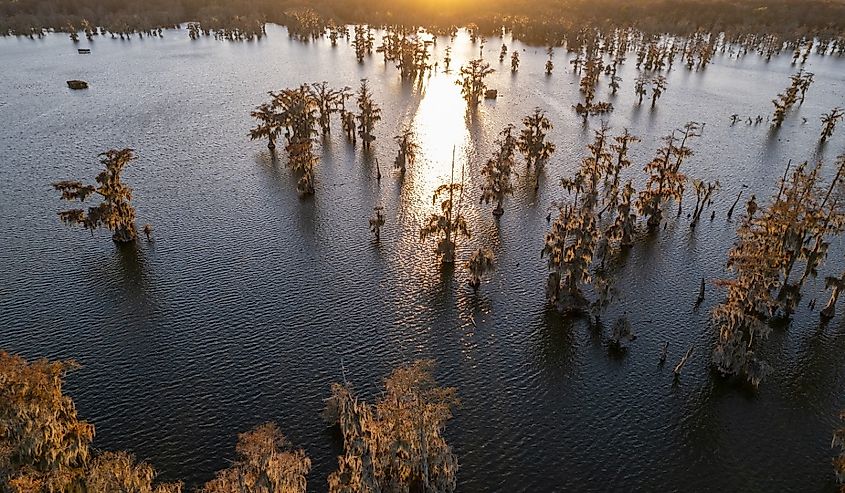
[531,307,578,377]
[253,151,321,248]
[94,242,153,309]
[785,323,845,404]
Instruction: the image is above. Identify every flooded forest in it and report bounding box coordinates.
[2,0,845,491]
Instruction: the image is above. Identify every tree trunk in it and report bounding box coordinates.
[112,225,137,243]
[647,210,661,231]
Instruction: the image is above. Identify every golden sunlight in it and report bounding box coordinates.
[409,72,471,200]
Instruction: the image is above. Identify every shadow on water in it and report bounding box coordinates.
[318,133,334,157]
[359,146,383,186]
[647,104,659,126]
[91,241,153,307]
[607,342,631,361]
[531,305,578,377]
[604,243,634,276]
[464,106,483,139]
[431,261,457,307]
[84,241,173,357]
[812,139,833,164]
[456,284,494,324]
[676,370,761,443]
[579,116,591,134]
[763,125,784,163]
[255,149,289,185]
[254,150,321,246]
[398,73,428,115]
[629,102,644,126]
[587,315,606,348]
[786,321,845,404]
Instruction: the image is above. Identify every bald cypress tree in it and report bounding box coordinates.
[249,101,284,149]
[636,122,701,231]
[53,148,139,243]
[201,423,310,493]
[356,79,381,150]
[393,127,419,174]
[517,108,555,170]
[467,248,495,290]
[0,352,94,491]
[820,107,844,143]
[456,59,494,106]
[421,151,470,264]
[325,360,459,493]
[480,124,518,216]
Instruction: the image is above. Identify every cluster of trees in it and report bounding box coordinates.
[249,79,380,194]
[634,37,677,71]
[636,122,702,231]
[324,359,459,492]
[283,7,333,41]
[764,71,844,143]
[455,59,494,106]
[542,122,703,319]
[633,74,667,107]
[771,69,814,127]
[712,155,845,386]
[0,350,184,492]
[419,110,555,290]
[536,117,845,390]
[4,0,845,43]
[0,351,457,493]
[351,24,375,62]
[184,18,266,41]
[378,27,435,80]
[250,85,320,194]
[573,45,614,117]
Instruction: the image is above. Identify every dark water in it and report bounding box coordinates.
[2,25,845,491]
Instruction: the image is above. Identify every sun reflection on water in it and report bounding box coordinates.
[408,71,471,208]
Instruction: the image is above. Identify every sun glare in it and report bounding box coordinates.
[409,72,471,204]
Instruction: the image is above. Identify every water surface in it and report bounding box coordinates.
[2,25,845,492]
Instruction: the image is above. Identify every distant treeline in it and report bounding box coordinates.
[2,0,845,41]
